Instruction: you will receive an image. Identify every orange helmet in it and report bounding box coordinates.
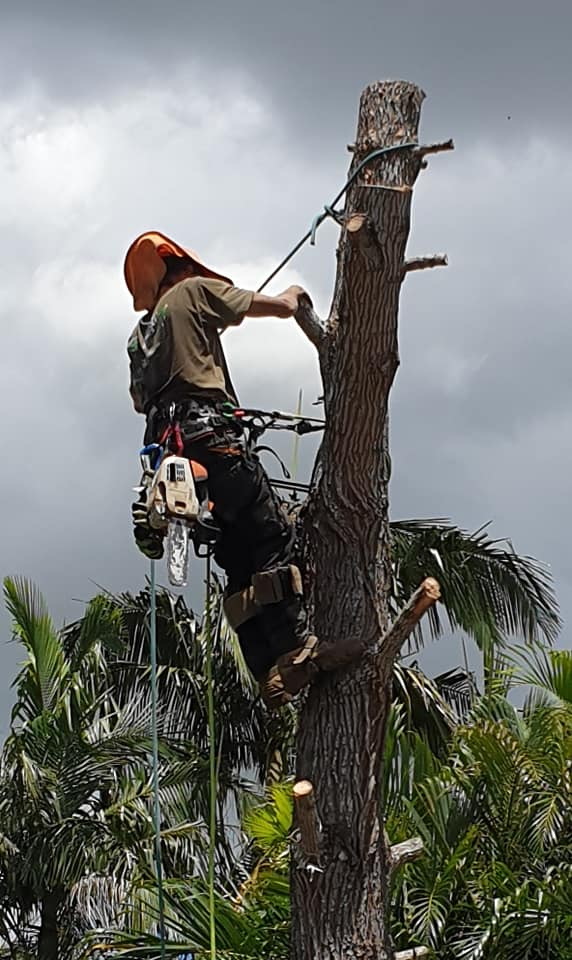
[124,230,233,311]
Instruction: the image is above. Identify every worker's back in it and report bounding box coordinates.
[128,276,252,412]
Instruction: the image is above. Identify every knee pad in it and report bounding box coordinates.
[223,585,258,629]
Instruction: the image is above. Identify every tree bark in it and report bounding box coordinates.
[292,81,433,960]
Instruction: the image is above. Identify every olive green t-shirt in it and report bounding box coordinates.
[127,277,253,413]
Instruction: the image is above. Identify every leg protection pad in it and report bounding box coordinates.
[251,564,303,606]
[223,587,258,630]
[223,565,304,627]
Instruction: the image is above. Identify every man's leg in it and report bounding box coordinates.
[198,443,319,701]
[144,400,319,704]
[180,440,286,690]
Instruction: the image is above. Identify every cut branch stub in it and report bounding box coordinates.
[403,254,448,274]
[389,836,425,873]
[293,780,321,862]
[346,213,384,269]
[415,138,455,157]
[379,577,441,662]
[294,296,326,350]
[395,949,430,960]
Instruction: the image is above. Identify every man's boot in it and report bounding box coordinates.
[258,666,294,710]
[274,634,320,696]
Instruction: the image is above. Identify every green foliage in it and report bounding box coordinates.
[0,578,287,959]
[389,658,572,959]
[88,786,294,960]
[0,517,564,959]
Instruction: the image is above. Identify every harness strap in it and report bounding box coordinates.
[158,421,184,455]
[149,398,245,453]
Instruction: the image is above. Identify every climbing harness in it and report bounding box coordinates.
[145,137,419,954]
[135,405,324,589]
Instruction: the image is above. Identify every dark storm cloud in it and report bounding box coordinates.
[4,0,572,145]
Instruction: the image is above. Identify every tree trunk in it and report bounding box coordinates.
[292,81,431,960]
[38,891,62,960]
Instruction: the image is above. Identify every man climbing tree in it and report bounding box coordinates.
[124,232,321,707]
[125,74,451,958]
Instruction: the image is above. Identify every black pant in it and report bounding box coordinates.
[146,403,303,678]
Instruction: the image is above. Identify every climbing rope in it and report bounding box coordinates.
[145,137,418,954]
[257,140,418,291]
[148,559,167,957]
[148,552,218,959]
[204,549,217,960]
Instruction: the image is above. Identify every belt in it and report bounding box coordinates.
[146,396,244,447]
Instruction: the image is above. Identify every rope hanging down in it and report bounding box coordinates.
[149,559,167,957]
[146,138,418,955]
[257,141,417,291]
[148,554,218,960]
[205,550,217,960]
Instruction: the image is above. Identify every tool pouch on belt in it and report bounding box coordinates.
[223,565,303,630]
[251,564,303,605]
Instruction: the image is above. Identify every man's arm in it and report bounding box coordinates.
[245,285,307,318]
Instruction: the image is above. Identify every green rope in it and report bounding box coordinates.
[205,549,217,960]
[148,554,217,958]
[257,140,418,292]
[149,559,167,955]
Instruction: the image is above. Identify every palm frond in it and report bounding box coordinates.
[511,646,572,712]
[5,577,69,721]
[392,662,455,754]
[390,519,561,650]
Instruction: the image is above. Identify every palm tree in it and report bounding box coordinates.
[390,518,560,647]
[0,578,207,960]
[106,654,571,960]
[90,783,292,960]
[388,658,572,959]
[93,667,569,960]
[2,516,561,957]
[62,581,295,870]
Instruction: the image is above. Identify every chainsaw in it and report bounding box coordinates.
[136,446,219,587]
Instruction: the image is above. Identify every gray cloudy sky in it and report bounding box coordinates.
[1,0,571,733]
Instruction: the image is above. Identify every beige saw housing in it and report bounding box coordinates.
[147,456,201,530]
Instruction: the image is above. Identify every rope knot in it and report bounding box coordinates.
[310,205,345,245]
